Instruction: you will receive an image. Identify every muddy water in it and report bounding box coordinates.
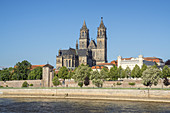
[0,98,170,113]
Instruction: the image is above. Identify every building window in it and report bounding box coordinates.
[66,60,68,67]
[99,41,102,48]
[69,60,71,67]
[82,42,84,48]
[100,30,102,37]
[82,32,84,37]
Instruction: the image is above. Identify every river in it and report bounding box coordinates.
[0,98,170,113]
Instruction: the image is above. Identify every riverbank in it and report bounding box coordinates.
[0,89,170,103]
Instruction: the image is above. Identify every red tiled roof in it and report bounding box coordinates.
[92,66,108,69]
[97,63,113,65]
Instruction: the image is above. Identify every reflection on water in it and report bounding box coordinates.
[0,98,170,113]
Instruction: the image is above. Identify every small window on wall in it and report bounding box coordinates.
[69,60,71,67]
[66,60,68,67]
[82,32,84,37]
[99,41,102,48]
[100,30,102,36]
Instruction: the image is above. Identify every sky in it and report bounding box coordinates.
[0,0,170,68]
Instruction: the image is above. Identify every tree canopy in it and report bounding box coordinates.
[90,70,104,87]
[58,66,69,80]
[131,64,141,78]
[28,67,42,80]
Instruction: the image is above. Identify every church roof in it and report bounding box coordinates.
[77,49,88,56]
[88,40,97,49]
[60,48,76,55]
[80,20,88,30]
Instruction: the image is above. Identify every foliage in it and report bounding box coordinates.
[90,70,104,87]
[116,82,122,85]
[141,64,147,73]
[163,77,169,86]
[0,68,11,81]
[117,66,124,78]
[100,67,109,80]
[22,81,29,87]
[84,76,90,86]
[108,65,118,81]
[72,65,92,86]
[131,64,141,78]
[28,67,42,80]
[142,66,161,88]
[129,82,135,86]
[67,70,73,79]
[162,65,170,78]
[29,84,33,86]
[123,66,131,78]
[58,66,69,80]
[52,76,61,86]
[151,65,158,69]
[14,60,32,80]
[78,82,83,87]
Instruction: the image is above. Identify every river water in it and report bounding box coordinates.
[0,98,170,113]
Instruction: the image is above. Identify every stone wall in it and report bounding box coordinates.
[0,80,42,88]
[0,89,170,99]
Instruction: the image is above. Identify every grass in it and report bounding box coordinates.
[0,87,170,90]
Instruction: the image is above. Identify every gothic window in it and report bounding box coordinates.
[100,30,102,37]
[82,32,84,37]
[66,60,68,67]
[99,41,102,48]
[69,60,71,67]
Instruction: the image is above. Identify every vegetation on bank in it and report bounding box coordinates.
[0,60,170,88]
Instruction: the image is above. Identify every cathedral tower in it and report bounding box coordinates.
[79,20,90,49]
[96,17,107,64]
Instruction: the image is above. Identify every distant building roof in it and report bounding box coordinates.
[92,65,107,69]
[60,48,76,55]
[77,49,88,56]
[97,63,113,66]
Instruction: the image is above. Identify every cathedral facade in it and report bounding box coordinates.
[56,17,107,70]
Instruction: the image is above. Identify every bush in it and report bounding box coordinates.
[78,82,83,87]
[29,84,33,86]
[116,82,122,85]
[6,85,8,87]
[129,82,135,86]
[0,86,3,88]
[22,81,29,87]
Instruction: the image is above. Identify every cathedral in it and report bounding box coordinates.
[56,17,107,70]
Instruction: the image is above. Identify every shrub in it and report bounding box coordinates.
[29,84,33,86]
[129,82,135,86]
[116,82,122,85]
[6,85,8,87]
[0,86,3,88]
[22,81,29,87]
[78,82,83,87]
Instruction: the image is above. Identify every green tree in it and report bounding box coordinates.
[58,66,69,80]
[131,65,141,78]
[142,66,161,88]
[14,60,31,80]
[0,68,11,81]
[72,65,92,86]
[124,66,131,78]
[141,64,147,74]
[90,70,104,87]
[100,67,109,80]
[117,66,124,79]
[109,65,118,81]
[52,76,61,86]
[162,65,170,78]
[28,67,42,80]
[67,70,73,79]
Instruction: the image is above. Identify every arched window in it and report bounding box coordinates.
[66,60,68,67]
[99,41,102,48]
[82,32,84,37]
[69,60,71,67]
[100,30,102,36]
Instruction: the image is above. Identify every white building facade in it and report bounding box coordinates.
[117,55,155,70]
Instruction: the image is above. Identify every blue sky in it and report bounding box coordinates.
[0,0,170,68]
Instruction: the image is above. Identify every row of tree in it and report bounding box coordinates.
[0,60,42,81]
[55,64,170,88]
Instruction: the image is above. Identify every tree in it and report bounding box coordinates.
[163,77,169,87]
[100,67,109,80]
[117,66,123,78]
[162,65,170,78]
[58,66,69,80]
[52,76,61,86]
[123,66,131,78]
[108,65,118,81]
[142,66,161,88]
[28,67,42,80]
[0,68,11,81]
[72,65,92,86]
[131,65,141,78]
[141,64,147,74]
[67,70,73,79]
[14,60,31,80]
[90,70,104,87]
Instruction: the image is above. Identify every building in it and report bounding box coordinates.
[56,17,107,70]
[117,55,156,70]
